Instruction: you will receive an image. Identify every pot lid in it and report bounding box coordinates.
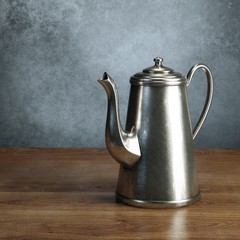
[130,57,187,86]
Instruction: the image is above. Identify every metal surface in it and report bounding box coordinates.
[99,57,213,208]
[98,73,141,168]
[187,64,214,139]
[116,191,201,208]
[131,57,187,86]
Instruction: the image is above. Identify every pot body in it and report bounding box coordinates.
[116,84,200,208]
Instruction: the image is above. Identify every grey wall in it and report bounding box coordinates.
[0,0,239,148]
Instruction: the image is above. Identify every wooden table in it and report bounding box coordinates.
[0,148,239,239]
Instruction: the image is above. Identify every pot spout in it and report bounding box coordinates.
[98,72,141,168]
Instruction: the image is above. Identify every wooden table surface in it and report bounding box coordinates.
[0,148,239,239]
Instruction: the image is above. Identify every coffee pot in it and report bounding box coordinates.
[98,56,213,208]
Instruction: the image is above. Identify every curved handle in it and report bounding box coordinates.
[187,64,213,140]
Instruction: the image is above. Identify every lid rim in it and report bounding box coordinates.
[130,76,187,83]
[130,79,188,86]
[134,72,184,78]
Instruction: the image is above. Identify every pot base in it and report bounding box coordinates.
[116,191,201,208]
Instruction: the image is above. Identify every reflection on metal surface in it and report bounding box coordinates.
[166,87,188,200]
[98,57,213,208]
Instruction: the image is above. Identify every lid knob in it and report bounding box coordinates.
[154,57,163,67]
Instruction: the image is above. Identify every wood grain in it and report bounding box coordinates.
[0,148,239,239]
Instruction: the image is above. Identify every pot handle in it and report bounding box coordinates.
[187,64,213,140]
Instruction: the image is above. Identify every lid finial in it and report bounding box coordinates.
[154,57,163,67]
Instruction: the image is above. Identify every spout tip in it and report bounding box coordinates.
[103,72,109,80]
[97,72,109,83]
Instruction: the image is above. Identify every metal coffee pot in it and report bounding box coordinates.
[98,57,213,208]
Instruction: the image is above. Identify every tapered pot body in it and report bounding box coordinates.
[116,84,200,208]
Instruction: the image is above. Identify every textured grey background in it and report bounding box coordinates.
[0,0,239,148]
